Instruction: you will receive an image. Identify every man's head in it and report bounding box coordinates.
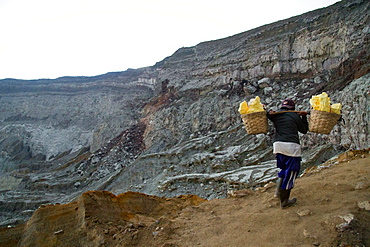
[281,98,295,110]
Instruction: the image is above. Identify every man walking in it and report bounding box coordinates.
[267,99,308,208]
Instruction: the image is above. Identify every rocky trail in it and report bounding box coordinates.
[1,148,369,247]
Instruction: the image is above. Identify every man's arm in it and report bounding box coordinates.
[298,115,308,134]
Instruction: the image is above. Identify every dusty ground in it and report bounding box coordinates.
[166,149,370,247]
[1,149,369,247]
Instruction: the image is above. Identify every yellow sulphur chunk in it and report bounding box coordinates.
[310,92,331,112]
[247,96,265,113]
[330,103,342,114]
[238,101,249,115]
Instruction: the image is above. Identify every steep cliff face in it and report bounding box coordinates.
[0,73,155,226]
[0,72,155,161]
[0,0,369,228]
[141,0,370,152]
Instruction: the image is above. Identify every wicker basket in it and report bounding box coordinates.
[309,109,341,134]
[241,111,268,135]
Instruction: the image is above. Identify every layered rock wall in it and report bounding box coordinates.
[0,74,154,163]
[141,0,369,152]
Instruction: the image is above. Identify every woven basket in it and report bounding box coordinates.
[309,109,341,134]
[241,111,268,135]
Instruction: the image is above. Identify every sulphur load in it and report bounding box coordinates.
[238,101,249,115]
[309,92,342,114]
[308,92,342,134]
[238,96,265,115]
[239,96,267,135]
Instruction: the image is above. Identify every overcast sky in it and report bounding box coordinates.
[0,0,339,80]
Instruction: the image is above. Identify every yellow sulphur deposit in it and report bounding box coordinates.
[238,96,265,114]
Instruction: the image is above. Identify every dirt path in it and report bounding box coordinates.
[168,149,370,247]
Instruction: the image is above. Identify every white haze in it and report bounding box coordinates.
[0,0,339,80]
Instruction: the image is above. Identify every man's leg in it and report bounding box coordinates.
[274,177,282,198]
[276,154,300,208]
[279,188,297,208]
